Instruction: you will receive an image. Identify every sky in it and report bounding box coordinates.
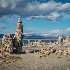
[0,0,70,36]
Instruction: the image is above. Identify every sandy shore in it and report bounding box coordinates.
[0,53,70,70]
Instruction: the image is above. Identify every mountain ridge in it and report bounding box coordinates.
[0,34,66,39]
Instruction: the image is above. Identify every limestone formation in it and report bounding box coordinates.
[0,18,23,55]
[2,34,13,53]
[13,18,23,53]
[57,35,63,43]
[28,40,31,47]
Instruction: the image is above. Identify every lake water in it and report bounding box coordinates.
[23,39,57,45]
[0,38,57,45]
[0,38,2,43]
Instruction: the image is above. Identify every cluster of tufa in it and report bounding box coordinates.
[0,18,23,55]
[2,34,13,53]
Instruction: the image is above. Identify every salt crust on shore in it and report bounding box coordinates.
[0,53,70,70]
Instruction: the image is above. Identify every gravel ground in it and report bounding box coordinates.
[0,53,70,70]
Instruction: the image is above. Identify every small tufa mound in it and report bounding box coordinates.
[38,46,56,58]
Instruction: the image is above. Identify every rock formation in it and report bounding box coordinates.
[0,18,23,55]
[58,35,63,43]
[13,18,23,53]
[2,34,13,53]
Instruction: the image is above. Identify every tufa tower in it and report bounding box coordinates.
[1,18,23,54]
[13,18,23,53]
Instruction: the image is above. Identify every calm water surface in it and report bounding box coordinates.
[0,38,57,45]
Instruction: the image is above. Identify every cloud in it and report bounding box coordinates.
[0,15,17,23]
[24,28,36,34]
[66,28,70,31]
[46,12,63,21]
[47,29,63,36]
[26,1,62,16]
[0,23,8,29]
[59,3,70,15]
[0,0,70,21]
[49,29,62,34]
[44,28,70,36]
[64,28,70,35]
[0,0,21,9]
[23,27,70,36]
[28,12,63,21]
[27,15,45,20]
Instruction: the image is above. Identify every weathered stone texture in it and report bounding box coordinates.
[0,18,23,54]
[13,18,23,53]
[2,34,13,53]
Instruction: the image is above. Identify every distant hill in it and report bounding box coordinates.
[0,34,66,39]
[23,34,58,39]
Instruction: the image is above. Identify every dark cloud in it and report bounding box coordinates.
[0,0,70,21]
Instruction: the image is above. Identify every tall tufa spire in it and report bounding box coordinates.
[14,18,23,53]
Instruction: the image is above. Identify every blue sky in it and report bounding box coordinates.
[0,0,70,36]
